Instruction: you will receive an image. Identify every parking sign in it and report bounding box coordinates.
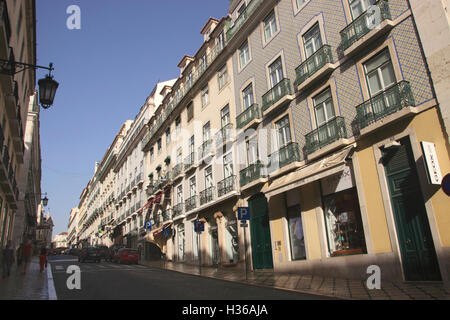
[237,207,250,221]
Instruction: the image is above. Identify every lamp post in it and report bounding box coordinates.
[0,53,59,109]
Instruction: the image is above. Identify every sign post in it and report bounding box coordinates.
[238,207,250,281]
[194,220,204,275]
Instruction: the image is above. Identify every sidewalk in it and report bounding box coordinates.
[0,256,49,300]
[140,260,450,300]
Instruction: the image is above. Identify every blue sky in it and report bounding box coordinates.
[36,1,230,237]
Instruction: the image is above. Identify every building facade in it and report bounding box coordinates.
[0,0,42,251]
[226,0,449,282]
[52,232,67,249]
[71,0,450,284]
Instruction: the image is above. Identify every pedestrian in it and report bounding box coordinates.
[21,238,33,275]
[2,240,15,279]
[39,246,47,273]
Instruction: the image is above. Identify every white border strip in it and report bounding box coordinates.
[47,263,58,300]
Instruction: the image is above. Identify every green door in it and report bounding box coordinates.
[383,138,441,281]
[249,194,273,270]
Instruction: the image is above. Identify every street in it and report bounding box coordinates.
[48,255,333,300]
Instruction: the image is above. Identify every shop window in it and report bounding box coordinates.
[287,205,306,260]
[322,188,367,256]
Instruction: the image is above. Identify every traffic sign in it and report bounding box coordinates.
[194,220,204,233]
[145,221,152,230]
[442,173,450,197]
[237,207,250,221]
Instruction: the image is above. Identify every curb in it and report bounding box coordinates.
[47,262,58,300]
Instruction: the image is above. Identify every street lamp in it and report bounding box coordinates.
[37,64,59,109]
[0,50,59,109]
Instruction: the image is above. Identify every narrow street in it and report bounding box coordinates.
[49,255,332,300]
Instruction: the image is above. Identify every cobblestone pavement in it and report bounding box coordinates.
[0,256,49,300]
[140,260,450,300]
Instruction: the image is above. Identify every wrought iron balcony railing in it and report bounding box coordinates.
[356,81,415,130]
[239,161,266,187]
[295,45,334,86]
[185,195,197,212]
[172,163,183,179]
[261,79,293,113]
[199,187,215,206]
[217,175,236,198]
[215,124,233,147]
[268,142,301,174]
[173,203,184,218]
[184,152,196,171]
[236,103,261,130]
[225,0,263,41]
[305,116,348,155]
[340,0,392,51]
[198,139,213,161]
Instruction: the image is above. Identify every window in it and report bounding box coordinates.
[175,116,181,136]
[150,147,154,161]
[364,49,396,97]
[192,221,199,261]
[187,102,194,122]
[176,147,183,165]
[157,138,162,153]
[295,0,308,10]
[303,23,322,59]
[242,84,254,109]
[200,54,208,73]
[201,85,209,107]
[263,10,278,42]
[177,185,183,204]
[216,31,225,51]
[287,205,306,260]
[246,136,259,165]
[275,115,292,148]
[218,65,228,89]
[189,176,196,197]
[268,57,284,89]
[349,0,376,19]
[166,127,171,145]
[189,135,195,155]
[221,105,230,128]
[313,88,335,127]
[204,166,213,189]
[223,153,233,178]
[322,188,367,256]
[239,41,251,69]
[203,122,211,143]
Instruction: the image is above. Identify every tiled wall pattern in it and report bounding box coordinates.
[231,0,435,164]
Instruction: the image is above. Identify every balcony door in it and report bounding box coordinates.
[268,57,284,98]
[303,24,323,71]
[364,49,397,115]
[349,0,376,19]
[313,88,338,144]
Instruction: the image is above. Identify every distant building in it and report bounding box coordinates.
[52,232,68,249]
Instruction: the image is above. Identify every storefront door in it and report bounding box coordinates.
[249,194,273,270]
[383,138,441,281]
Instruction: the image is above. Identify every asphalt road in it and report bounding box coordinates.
[48,255,334,300]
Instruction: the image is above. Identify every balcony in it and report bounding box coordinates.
[162,209,173,222]
[295,45,336,91]
[173,203,184,219]
[215,124,234,148]
[198,139,214,163]
[217,175,237,198]
[356,81,416,135]
[146,183,155,197]
[239,162,267,188]
[261,79,294,117]
[268,142,302,176]
[172,163,184,181]
[305,117,349,158]
[236,103,262,131]
[184,153,197,172]
[340,1,393,57]
[185,195,197,213]
[199,187,215,206]
[225,0,263,41]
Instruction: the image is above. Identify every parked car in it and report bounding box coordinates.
[78,247,101,263]
[69,248,80,256]
[96,246,110,261]
[114,248,139,264]
[108,245,123,262]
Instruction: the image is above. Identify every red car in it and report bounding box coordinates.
[114,248,139,264]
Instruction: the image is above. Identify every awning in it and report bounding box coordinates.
[263,145,355,198]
